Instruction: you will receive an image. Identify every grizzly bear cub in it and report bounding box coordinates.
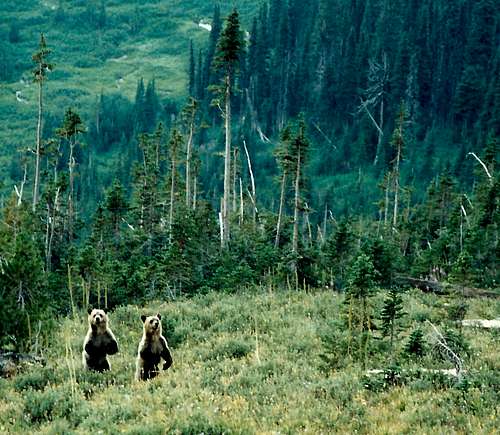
[82,308,118,372]
[135,313,172,380]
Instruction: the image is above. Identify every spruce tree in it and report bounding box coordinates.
[213,8,245,246]
[31,33,52,211]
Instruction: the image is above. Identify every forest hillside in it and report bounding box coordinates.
[0,1,498,432]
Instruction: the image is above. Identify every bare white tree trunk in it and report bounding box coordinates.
[185,110,195,208]
[239,177,244,225]
[222,75,231,245]
[292,147,301,256]
[392,111,403,228]
[275,171,287,248]
[192,176,197,210]
[169,150,176,244]
[384,173,390,228]
[33,80,43,211]
[14,162,28,206]
[243,140,256,227]
[68,137,76,238]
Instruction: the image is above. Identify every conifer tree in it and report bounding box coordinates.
[380,287,405,350]
[168,128,183,243]
[182,98,198,209]
[56,108,84,241]
[290,118,309,261]
[31,33,52,211]
[274,125,293,248]
[213,8,245,245]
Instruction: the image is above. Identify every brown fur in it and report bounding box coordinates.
[82,308,118,372]
[135,314,172,380]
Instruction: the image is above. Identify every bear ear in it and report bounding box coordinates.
[141,315,147,323]
[102,307,107,314]
[87,307,93,315]
[156,313,161,320]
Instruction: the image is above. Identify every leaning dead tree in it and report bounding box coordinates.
[357,53,389,166]
[427,320,465,380]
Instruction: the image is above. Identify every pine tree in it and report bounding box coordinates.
[289,118,309,262]
[31,33,53,211]
[213,8,245,246]
[182,98,198,209]
[380,287,405,350]
[274,125,293,248]
[168,128,183,243]
[56,108,84,241]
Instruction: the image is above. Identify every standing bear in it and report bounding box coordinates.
[82,308,119,372]
[135,313,173,381]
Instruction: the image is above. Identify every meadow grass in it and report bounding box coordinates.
[0,287,498,434]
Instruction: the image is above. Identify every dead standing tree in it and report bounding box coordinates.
[31,33,53,211]
[357,53,389,166]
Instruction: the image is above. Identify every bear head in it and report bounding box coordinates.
[88,308,108,333]
[141,313,162,337]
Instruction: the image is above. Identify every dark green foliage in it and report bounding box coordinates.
[380,287,405,347]
[404,328,426,359]
[211,339,253,360]
[0,0,499,352]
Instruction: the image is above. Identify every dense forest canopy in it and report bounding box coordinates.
[0,0,498,348]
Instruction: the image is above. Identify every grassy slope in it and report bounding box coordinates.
[0,287,498,434]
[0,0,256,179]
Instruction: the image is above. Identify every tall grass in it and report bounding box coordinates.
[0,287,498,433]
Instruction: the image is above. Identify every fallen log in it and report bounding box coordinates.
[395,277,499,298]
[395,276,446,294]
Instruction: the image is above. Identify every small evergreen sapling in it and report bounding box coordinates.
[346,253,379,366]
[380,287,405,350]
[403,328,426,359]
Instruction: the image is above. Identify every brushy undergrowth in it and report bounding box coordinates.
[0,287,498,434]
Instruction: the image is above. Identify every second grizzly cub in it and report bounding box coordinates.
[135,313,172,381]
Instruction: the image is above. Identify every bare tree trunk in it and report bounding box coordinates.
[185,110,195,208]
[292,147,301,256]
[384,173,390,228]
[222,75,231,245]
[33,80,43,211]
[14,162,28,206]
[49,186,60,270]
[323,203,328,241]
[219,198,224,246]
[239,177,244,225]
[192,176,197,210]
[373,98,384,165]
[68,137,76,239]
[232,147,238,213]
[304,203,312,247]
[275,170,287,248]
[169,149,176,243]
[392,113,403,228]
[243,140,256,228]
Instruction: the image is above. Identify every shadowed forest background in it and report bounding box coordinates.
[0,0,498,345]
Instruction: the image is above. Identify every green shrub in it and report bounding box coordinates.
[170,413,250,435]
[14,367,58,391]
[23,387,75,424]
[403,328,426,359]
[211,339,253,360]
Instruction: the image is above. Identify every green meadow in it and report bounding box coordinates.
[0,287,498,434]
